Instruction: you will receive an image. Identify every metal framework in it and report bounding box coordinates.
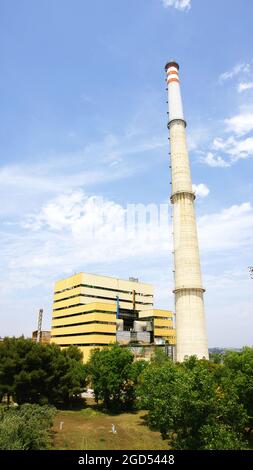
[37,309,43,343]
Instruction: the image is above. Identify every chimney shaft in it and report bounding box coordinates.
[165,61,185,125]
[166,61,209,361]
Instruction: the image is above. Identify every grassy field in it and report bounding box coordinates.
[52,400,168,450]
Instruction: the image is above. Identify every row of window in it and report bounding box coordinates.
[53,309,115,320]
[53,292,141,304]
[140,316,173,322]
[154,316,173,321]
[55,283,153,298]
[53,294,153,311]
[53,292,153,305]
[52,320,116,329]
[51,331,115,338]
[155,325,174,330]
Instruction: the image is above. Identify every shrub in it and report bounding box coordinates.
[0,404,57,450]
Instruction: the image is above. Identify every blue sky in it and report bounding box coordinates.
[1,0,253,347]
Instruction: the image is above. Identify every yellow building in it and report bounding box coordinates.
[138,309,176,345]
[51,272,175,362]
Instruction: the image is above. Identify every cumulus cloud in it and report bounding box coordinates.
[225,112,253,136]
[202,152,230,168]
[238,82,253,93]
[17,193,253,274]
[219,62,250,82]
[213,136,253,162]
[21,190,171,261]
[163,0,191,11]
[192,183,210,198]
[201,108,253,168]
[202,132,253,168]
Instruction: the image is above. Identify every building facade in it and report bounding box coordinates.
[32,330,51,344]
[51,273,175,362]
[138,309,175,345]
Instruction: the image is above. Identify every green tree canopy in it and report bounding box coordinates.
[0,337,87,406]
[138,355,248,450]
[223,347,253,419]
[88,344,135,411]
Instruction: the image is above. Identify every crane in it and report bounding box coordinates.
[37,309,43,343]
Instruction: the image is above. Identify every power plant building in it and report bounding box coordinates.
[50,273,175,362]
[50,62,208,364]
[165,61,209,361]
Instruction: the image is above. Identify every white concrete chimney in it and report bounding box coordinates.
[165,60,209,362]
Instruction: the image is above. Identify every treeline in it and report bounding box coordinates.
[87,345,253,450]
[1,338,253,450]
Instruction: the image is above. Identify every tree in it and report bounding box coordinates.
[209,353,223,364]
[88,344,135,411]
[48,346,88,405]
[0,337,23,405]
[129,359,148,383]
[0,337,87,406]
[223,347,253,419]
[150,348,171,366]
[138,355,183,439]
[138,355,249,449]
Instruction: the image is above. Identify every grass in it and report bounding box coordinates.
[52,399,168,450]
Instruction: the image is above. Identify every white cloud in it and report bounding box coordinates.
[21,191,171,262]
[202,134,253,167]
[238,82,253,93]
[2,191,253,347]
[163,0,191,11]
[192,183,210,198]
[202,152,230,168]
[225,112,253,136]
[201,109,253,167]
[0,129,166,217]
[16,193,253,276]
[23,191,90,231]
[219,62,250,82]
[213,136,253,162]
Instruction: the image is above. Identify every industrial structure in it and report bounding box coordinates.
[32,308,51,344]
[32,330,51,344]
[50,273,175,362]
[165,61,209,361]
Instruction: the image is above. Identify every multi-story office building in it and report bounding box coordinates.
[51,272,175,362]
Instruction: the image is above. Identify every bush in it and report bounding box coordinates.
[0,404,57,450]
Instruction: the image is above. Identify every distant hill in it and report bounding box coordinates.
[209,347,242,355]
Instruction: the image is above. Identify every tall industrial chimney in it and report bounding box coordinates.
[165,61,209,361]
